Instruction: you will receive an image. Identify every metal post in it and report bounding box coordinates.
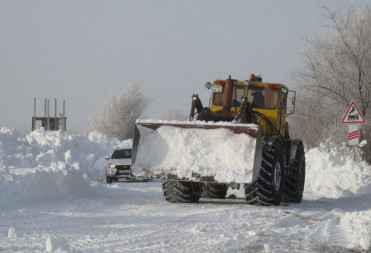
[32,98,36,131]
[352,146,356,161]
[54,98,57,130]
[34,98,36,118]
[63,100,66,131]
[44,98,47,118]
[47,99,50,130]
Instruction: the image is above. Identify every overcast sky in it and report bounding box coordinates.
[0,0,368,133]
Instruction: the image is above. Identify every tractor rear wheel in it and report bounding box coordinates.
[245,143,284,206]
[283,142,305,203]
[201,183,228,199]
[162,180,201,203]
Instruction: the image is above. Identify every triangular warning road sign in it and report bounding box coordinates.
[341,101,367,124]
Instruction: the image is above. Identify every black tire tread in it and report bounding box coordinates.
[282,143,305,203]
[201,183,228,199]
[162,180,201,203]
[245,143,284,206]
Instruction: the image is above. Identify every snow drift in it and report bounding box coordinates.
[1,127,369,206]
[0,128,130,207]
[0,127,370,251]
[305,146,371,198]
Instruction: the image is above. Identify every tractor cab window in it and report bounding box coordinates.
[212,85,246,107]
[212,85,224,106]
[247,86,278,109]
[232,86,245,107]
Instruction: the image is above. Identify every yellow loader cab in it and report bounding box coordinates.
[207,75,290,137]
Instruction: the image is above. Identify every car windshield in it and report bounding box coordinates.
[111,149,132,159]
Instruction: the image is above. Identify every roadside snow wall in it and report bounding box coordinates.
[305,147,371,199]
[0,127,370,207]
[0,128,130,207]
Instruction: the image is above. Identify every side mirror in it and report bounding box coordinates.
[286,90,296,116]
[104,156,110,160]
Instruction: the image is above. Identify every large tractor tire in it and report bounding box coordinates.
[283,142,305,203]
[245,143,285,206]
[201,183,228,199]
[162,180,201,203]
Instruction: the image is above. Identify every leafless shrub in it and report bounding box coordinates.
[89,83,150,140]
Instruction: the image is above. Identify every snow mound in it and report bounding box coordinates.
[7,227,17,239]
[45,234,70,252]
[0,128,130,207]
[305,147,371,199]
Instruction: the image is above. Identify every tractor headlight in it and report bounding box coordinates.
[205,82,212,89]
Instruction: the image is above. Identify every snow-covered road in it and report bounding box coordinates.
[1,181,370,253]
[0,128,370,252]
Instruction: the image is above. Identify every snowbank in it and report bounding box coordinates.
[305,146,371,199]
[0,128,130,207]
[0,127,370,251]
[1,127,370,208]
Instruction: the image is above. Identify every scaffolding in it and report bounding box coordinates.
[32,98,67,131]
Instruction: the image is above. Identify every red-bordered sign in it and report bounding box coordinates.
[341,101,367,124]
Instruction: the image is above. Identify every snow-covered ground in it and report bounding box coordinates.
[0,128,370,252]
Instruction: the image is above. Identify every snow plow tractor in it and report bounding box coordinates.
[131,75,305,206]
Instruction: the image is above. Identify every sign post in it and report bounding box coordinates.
[340,101,367,160]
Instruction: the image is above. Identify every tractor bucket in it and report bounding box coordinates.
[131,120,261,184]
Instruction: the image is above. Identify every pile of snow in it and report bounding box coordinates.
[305,146,371,199]
[1,127,369,207]
[0,126,370,251]
[133,123,258,182]
[0,128,130,207]
[45,234,70,252]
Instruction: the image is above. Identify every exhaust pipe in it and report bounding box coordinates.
[222,76,234,111]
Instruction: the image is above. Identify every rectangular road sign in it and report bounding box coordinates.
[348,125,359,146]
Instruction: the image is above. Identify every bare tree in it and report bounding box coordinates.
[299,5,370,115]
[293,4,371,154]
[89,83,150,140]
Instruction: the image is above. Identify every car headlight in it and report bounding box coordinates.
[109,163,116,168]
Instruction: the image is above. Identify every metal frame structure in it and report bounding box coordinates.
[32,98,67,131]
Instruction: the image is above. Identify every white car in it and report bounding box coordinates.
[105,148,133,183]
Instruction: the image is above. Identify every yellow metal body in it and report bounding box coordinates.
[209,80,288,136]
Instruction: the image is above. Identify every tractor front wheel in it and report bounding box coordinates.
[283,142,305,203]
[245,143,285,206]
